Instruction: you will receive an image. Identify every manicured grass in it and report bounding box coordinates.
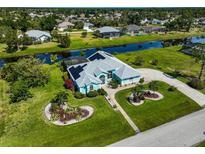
[198,141,205,147]
[0,64,135,146]
[115,81,201,131]
[1,31,205,58]
[116,46,205,93]
[116,46,201,78]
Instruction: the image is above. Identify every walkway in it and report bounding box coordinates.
[102,85,140,133]
[109,108,205,147]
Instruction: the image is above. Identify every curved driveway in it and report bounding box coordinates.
[109,68,205,147]
[137,68,205,107]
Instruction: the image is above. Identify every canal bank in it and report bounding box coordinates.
[0,36,204,68]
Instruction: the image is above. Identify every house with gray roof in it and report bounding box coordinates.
[95,26,120,38]
[127,24,141,36]
[67,51,140,94]
[25,30,51,42]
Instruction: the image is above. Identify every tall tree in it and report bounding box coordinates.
[5,29,19,52]
[40,15,57,31]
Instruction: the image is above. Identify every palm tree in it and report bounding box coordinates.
[148,81,159,93]
[192,44,205,80]
[132,84,144,102]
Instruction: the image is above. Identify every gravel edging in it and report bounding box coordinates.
[129,90,164,106]
[44,103,94,126]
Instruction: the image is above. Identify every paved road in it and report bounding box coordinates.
[109,108,205,147]
[109,68,205,147]
[103,85,140,133]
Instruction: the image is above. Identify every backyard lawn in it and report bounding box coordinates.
[115,81,201,131]
[1,31,205,58]
[0,64,135,146]
[116,46,201,78]
[116,46,205,93]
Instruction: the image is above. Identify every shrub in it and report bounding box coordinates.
[81,31,87,38]
[87,90,98,97]
[150,59,158,65]
[64,79,74,91]
[108,80,118,89]
[74,92,85,99]
[168,86,177,92]
[10,80,32,103]
[188,78,205,90]
[148,81,159,92]
[134,56,144,66]
[139,78,144,84]
[58,34,71,48]
[97,88,107,96]
[50,91,68,106]
[62,72,69,80]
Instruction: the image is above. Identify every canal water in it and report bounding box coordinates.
[0,36,204,67]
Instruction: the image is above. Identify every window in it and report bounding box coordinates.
[90,85,94,91]
[108,71,112,79]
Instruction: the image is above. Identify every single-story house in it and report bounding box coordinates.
[127,24,141,36]
[96,26,120,38]
[143,26,165,34]
[152,19,168,25]
[67,51,141,94]
[25,30,51,42]
[57,21,75,31]
[83,23,94,32]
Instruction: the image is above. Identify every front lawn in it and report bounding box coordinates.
[115,81,201,131]
[198,141,205,147]
[0,64,134,146]
[1,31,205,58]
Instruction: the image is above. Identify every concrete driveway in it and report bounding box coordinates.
[137,68,205,107]
[108,68,205,147]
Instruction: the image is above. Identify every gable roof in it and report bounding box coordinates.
[127,24,141,31]
[26,30,51,38]
[97,26,120,33]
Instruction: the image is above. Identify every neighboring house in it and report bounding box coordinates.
[57,21,74,31]
[152,19,168,25]
[143,26,165,34]
[67,51,141,94]
[140,18,149,25]
[127,24,141,36]
[25,30,51,42]
[83,22,94,32]
[96,26,120,38]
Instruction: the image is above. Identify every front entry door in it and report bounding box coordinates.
[99,75,106,84]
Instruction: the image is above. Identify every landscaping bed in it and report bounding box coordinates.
[115,81,201,131]
[45,103,94,126]
[129,90,163,106]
